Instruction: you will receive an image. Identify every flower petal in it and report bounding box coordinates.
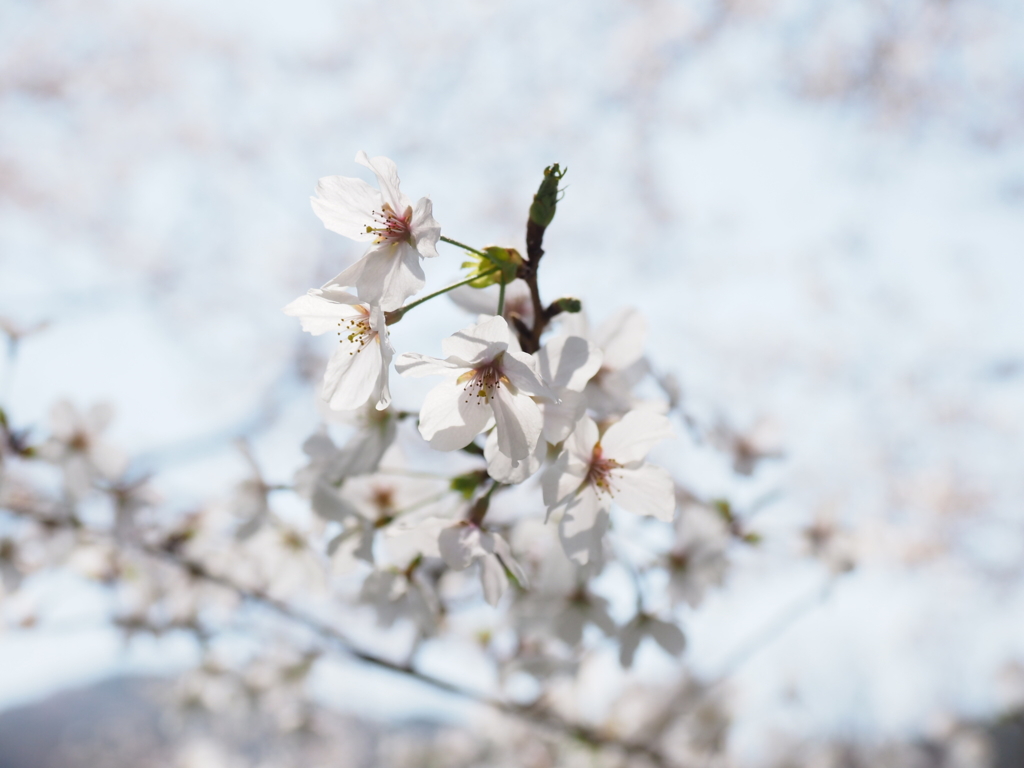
[502,349,553,399]
[595,307,647,371]
[394,352,466,378]
[485,428,543,484]
[283,290,364,336]
[566,416,600,465]
[491,385,543,464]
[478,553,508,606]
[417,379,493,451]
[558,489,609,566]
[648,618,686,656]
[441,315,511,363]
[486,532,529,589]
[541,389,587,444]
[354,151,410,212]
[600,410,673,465]
[354,242,427,311]
[537,335,603,392]
[609,464,676,521]
[311,174,380,241]
[322,332,384,411]
[410,197,441,259]
[541,449,577,511]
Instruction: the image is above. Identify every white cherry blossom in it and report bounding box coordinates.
[283,287,393,412]
[313,151,440,310]
[542,410,675,564]
[38,400,128,498]
[562,307,650,418]
[535,333,603,444]
[294,404,399,501]
[438,520,528,606]
[395,316,552,466]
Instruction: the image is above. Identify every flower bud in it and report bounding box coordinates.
[528,164,566,229]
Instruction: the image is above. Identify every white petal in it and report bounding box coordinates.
[438,523,485,569]
[85,403,115,434]
[394,352,466,378]
[618,619,644,668]
[410,197,441,259]
[312,481,359,522]
[565,416,599,464]
[283,290,364,336]
[49,400,80,440]
[541,443,590,512]
[540,390,587,444]
[322,334,384,411]
[479,554,508,607]
[89,442,127,479]
[600,410,673,465]
[354,151,410,212]
[558,487,609,566]
[486,532,529,589]
[502,349,553,399]
[417,380,492,451]
[441,315,511,363]
[610,464,676,521]
[537,335,603,392]
[354,242,426,311]
[370,305,394,410]
[648,618,686,656]
[490,385,542,464]
[595,307,647,371]
[311,175,380,241]
[484,428,543,484]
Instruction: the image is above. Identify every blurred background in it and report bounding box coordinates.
[1,0,1024,765]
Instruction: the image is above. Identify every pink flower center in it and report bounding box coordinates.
[366,203,413,245]
[586,444,621,497]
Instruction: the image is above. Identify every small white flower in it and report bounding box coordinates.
[38,400,127,497]
[542,410,675,564]
[562,308,650,418]
[313,151,440,310]
[293,406,398,497]
[283,287,393,412]
[438,520,528,606]
[667,493,731,608]
[395,315,552,465]
[314,462,450,567]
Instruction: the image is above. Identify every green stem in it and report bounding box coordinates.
[497,276,507,316]
[440,235,488,258]
[387,267,500,323]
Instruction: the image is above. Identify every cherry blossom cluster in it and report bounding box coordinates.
[283,153,683,608]
[0,158,885,767]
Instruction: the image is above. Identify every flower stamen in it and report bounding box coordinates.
[365,203,414,245]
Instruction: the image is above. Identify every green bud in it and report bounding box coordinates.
[528,163,566,228]
[554,297,581,314]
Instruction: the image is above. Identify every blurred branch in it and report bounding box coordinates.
[11,505,680,767]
